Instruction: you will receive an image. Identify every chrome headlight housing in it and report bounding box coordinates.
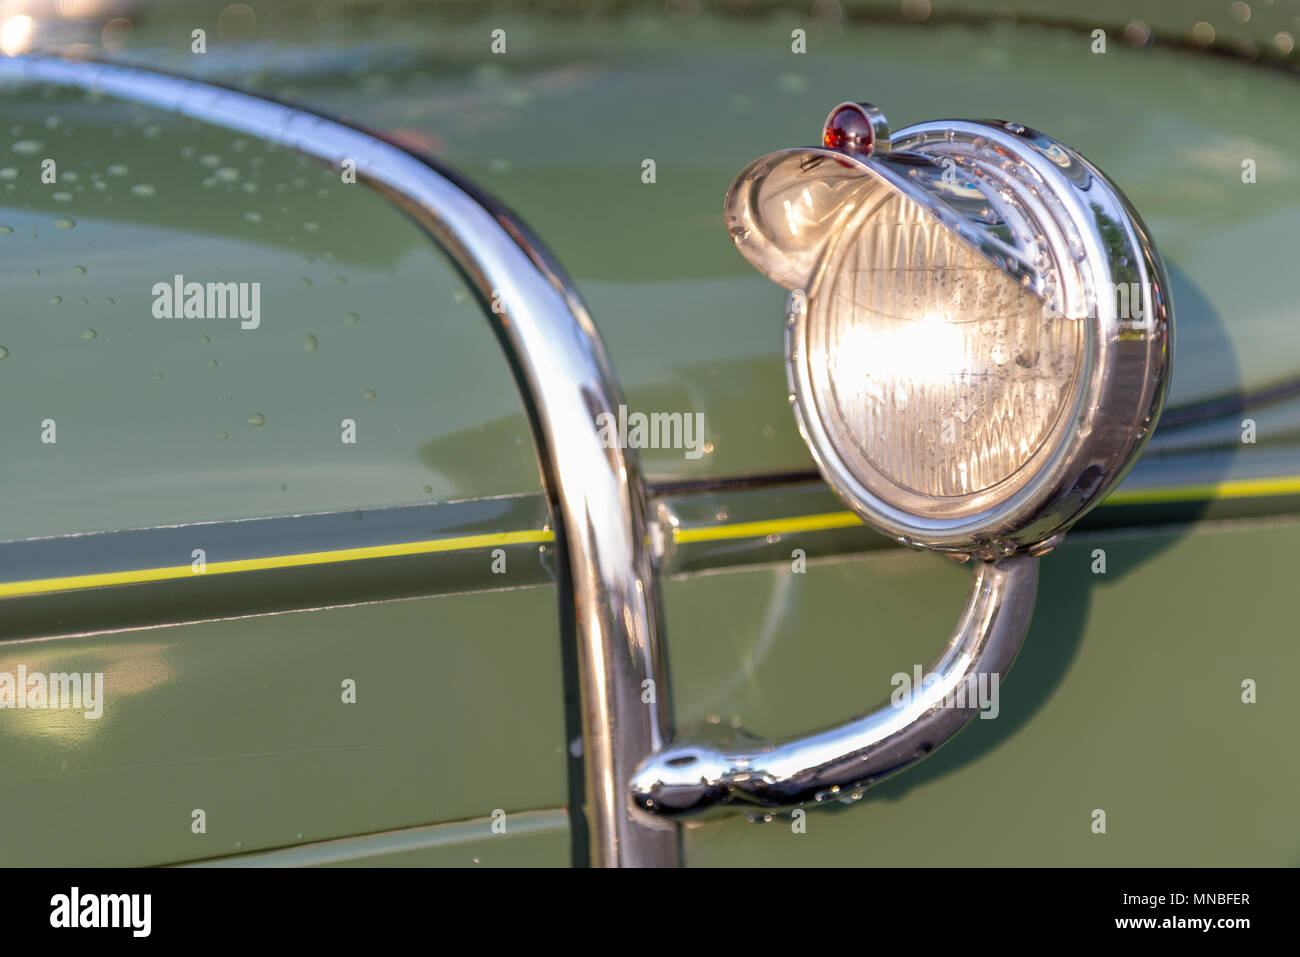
[726,102,1172,558]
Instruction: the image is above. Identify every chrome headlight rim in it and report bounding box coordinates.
[729,113,1172,558]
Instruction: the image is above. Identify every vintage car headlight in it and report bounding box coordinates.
[625,102,1173,821]
[726,102,1171,557]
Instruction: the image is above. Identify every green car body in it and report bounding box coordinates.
[1,0,1298,866]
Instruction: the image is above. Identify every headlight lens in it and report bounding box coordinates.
[808,193,1086,500]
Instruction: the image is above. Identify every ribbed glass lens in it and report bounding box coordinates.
[810,194,1084,498]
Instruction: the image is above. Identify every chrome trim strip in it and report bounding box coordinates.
[0,495,552,587]
[0,55,678,867]
[632,555,1037,815]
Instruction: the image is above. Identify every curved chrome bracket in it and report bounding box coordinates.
[631,555,1037,816]
[0,55,678,867]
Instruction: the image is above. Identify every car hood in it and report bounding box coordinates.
[19,4,1300,492]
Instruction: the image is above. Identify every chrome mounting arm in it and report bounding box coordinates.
[631,555,1038,817]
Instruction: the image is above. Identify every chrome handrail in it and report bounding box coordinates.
[0,54,679,867]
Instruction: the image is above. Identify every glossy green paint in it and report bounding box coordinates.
[0,83,540,542]
[668,518,1300,865]
[0,584,570,866]
[0,3,1297,868]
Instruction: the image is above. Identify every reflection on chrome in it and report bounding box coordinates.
[0,15,34,56]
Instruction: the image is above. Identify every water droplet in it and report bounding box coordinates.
[152,372,163,381]
[52,191,72,202]
[244,211,262,223]
[248,412,265,427]
[777,72,810,94]
[52,217,75,229]
[333,276,346,286]
[11,140,43,155]
[199,153,221,168]
[70,265,86,275]
[199,334,210,344]
[49,295,62,304]
[0,226,10,234]
[214,166,239,183]
[207,359,218,368]
[130,184,156,197]
[423,485,433,494]
[106,163,128,176]
[219,431,229,439]
[303,333,317,351]
[298,277,312,287]
[104,297,114,305]
[344,312,359,324]
[279,484,287,492]
[303,221,319,232]
[81,328,96,339]
[0,346,8,359]
[453,289,468,303]
[361,387,375,400]
[0,168,17,180]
